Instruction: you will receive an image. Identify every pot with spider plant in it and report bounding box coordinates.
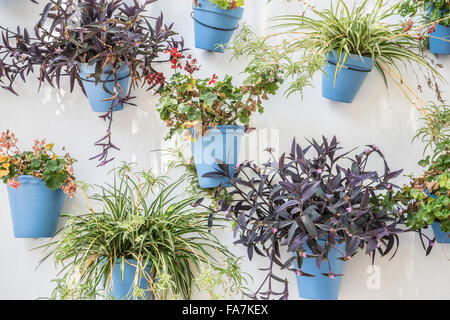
[40,162,248,300]
[153,50,280,189]
[394,103,450,245]
[192,0,244,52]
[277,0,441,103]
[0,130,77,238]
[229,0,442,104]
[399,0,450,55]
[0,0,183,165]
[215,136,405,300]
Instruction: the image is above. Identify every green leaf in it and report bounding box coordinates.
[46,160,62,172]
[44,172,67,190]
[200,92,217,107]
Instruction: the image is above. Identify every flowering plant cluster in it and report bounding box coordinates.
[155,48,282,140]
[0,0,183,166]
[215,136,405,299]
[396,141,449,235]
[0,131,77,197]
[194,0,244,10]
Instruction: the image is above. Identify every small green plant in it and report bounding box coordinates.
[0,130,77,196]
[195,0,244,10]
[159,143,231,210]
[39,162,247,300]
[413,102,450,154]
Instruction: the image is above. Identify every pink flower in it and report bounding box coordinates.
[32,139,46,156]
[403,20,414,32]
[7,178,21,190]
[0,131,18,150]
[302,252,307,258]
[329,274,335,279]
[317,169,323,174]
[62,180,77,198]
[272,228,278,233]
[346,207,352,213]
[66,166,74,176]
[296,270,301,276]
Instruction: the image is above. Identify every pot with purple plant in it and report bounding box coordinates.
[0,0,184,166]
[216,136,405,300]
[153,51,280,189]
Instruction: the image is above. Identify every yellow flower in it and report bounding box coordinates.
[0,155,8,162]
[0,169,9,177]
[2,163,10,169]
[45,143,54,151]
[52,154,57,160]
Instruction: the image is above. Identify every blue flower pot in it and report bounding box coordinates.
[322,51,375,103]
[104,258,154,300]
[432,221,450,244]
[192,0,244,53]
[429,24,450,55]
[79,63,130,112]
[191,125,244,189]
[294,240,346,300]
[7,175,65,238]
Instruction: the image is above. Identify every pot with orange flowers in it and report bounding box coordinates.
[152,49,281,188]
[0,131,77,238]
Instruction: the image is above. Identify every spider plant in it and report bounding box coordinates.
[413,102,450,154]
[273,0,441,87]
[229,0,443,99]
[38,162,248,300]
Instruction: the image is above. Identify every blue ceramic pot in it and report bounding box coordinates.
[7,175,65,238]
[429,24,450,55]
[79,63,130,112]
[192,0,244,53]
[294,240,346,300]
[190,125,245,188]
[322,51,375,103]
[432,221,450,244]
[104,258,154,300]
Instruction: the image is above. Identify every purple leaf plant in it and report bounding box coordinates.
[212,136,406,299]
[0,0,184,166]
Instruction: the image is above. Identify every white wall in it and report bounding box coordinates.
[0,0,449,300]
